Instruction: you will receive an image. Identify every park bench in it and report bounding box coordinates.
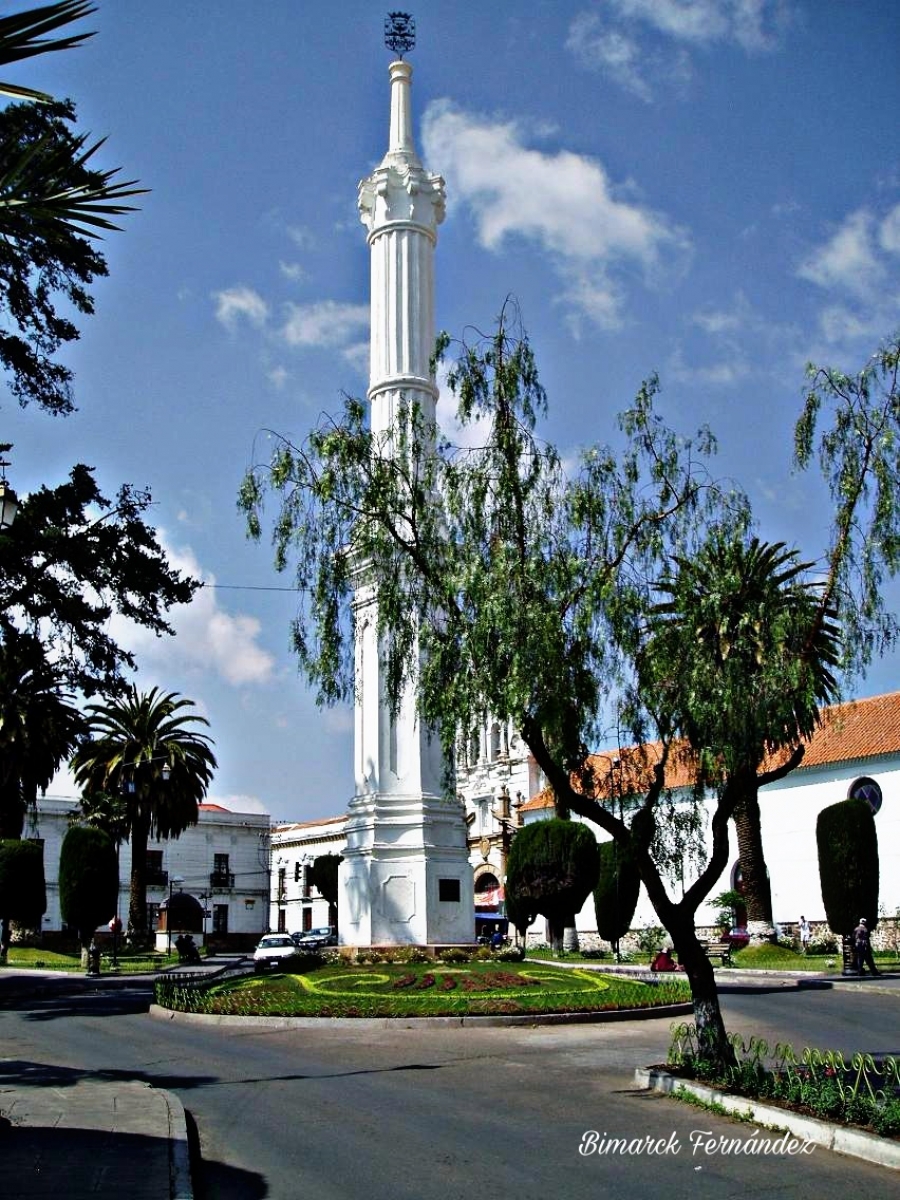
[701,940,733,966]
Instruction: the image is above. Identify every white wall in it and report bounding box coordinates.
[23,798,271,945]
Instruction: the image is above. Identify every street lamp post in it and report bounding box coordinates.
[167,874,184,958]
[0,455,18,530]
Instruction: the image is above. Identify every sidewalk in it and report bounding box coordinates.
[0,1065,192,1200]
[0,957,247,1200]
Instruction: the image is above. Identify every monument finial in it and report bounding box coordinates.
[384,12,415,58]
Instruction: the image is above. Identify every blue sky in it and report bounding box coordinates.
[3,1,899,822]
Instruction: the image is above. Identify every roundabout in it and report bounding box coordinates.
[152,959,693,1024]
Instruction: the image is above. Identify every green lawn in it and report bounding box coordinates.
[2,946,179,973]
[156,960,692,1018]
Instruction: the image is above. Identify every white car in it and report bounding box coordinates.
[252,934,299,972]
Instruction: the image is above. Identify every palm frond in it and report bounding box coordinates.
[0,2,95,103]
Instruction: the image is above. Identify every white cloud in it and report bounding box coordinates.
[281,300,369,349]
[797,202,900,352]
[566,15,653,101]
[212,285,269,331]
[422,102,689,329]
[797,209,884,301]
[568,1,793,99]
[267,365,290,389]
[878,202,900,254]
[206,792,271,816]
[279,260,308,283]
[109,540,276,688]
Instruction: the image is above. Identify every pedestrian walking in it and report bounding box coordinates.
[853,917,880,975]
[799,915,811,953]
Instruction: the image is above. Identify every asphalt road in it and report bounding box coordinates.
[2,981,899,1199]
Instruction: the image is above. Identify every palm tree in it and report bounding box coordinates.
[643,534,840,935]
[71,687,217,944]
[0,3,143,236]
[0,628,83,959]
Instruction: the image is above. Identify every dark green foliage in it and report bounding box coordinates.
[0,837,46,923]
[59,824,117,946]
[504,887,535,940]
[0,4,144,414]
[505,819,600,948]
[816,798,879,934]
[593,839,640,944]
[310,853,343,908]
[0,3,96,103]
[643,536,839,776]
[0,466,198,696]
[0,628,83,838]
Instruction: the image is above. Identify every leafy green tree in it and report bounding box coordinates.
[0,836,45,961]
[640,535,840,935]
[0,464,198,696]
[241,305,748,1064]
[58,823,117,961]
[505,819,600,952]
[71,687,217,943]
[0,6,190,700]
[240,307,900,1069]
[310,853,343,927]
[0,628,83,840]
[795,336,900,674]
[593,838,640,956]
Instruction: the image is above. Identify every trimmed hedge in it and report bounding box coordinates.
[59,825,118,947]
[0,839,46,925]
[816,798,879,935]
[593,839,640,945]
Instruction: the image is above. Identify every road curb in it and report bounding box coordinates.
[162,1088,194,1200]
[635,1067,900,1172]
[149,1001,693,1029]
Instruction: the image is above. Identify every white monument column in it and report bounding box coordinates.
[338,52,473,947]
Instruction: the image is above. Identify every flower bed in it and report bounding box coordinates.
[155,961,691,1019]
[667,1022,900,1138]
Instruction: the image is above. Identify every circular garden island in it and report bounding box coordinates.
[155,953,692,1020]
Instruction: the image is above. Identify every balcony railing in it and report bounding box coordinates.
[209,871,235,889]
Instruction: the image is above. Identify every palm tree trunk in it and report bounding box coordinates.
[128,814,150,945]
[732,780,774,937]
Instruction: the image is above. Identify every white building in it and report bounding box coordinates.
[23,798,271,952]
[519,691,900,945]
[273,692,900,948]
[270,816,345,935]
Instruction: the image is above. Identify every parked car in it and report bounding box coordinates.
[252,934,299,972]
[727,926,750,949]
[291,926,337,950]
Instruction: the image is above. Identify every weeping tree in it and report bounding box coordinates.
[240,303,755,1066]
[59,823,117,965]
[505,819,599,952]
